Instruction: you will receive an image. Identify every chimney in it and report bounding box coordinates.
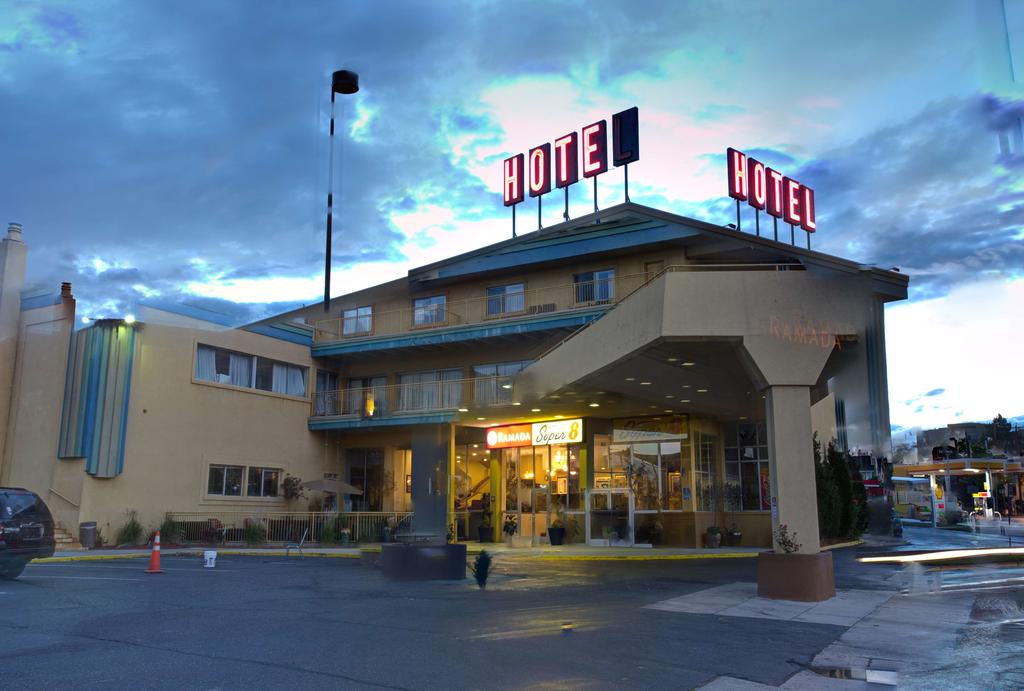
[6,223,22,243]
[61,282,73,298]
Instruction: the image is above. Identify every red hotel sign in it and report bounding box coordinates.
[504,107,639,207]
[726,147,816,232]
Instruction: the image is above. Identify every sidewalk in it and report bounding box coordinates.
[37,543,766,563]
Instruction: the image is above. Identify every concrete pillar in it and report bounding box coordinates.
[0,223,27,483]
[765,385,821,554]
[410,423,453,541]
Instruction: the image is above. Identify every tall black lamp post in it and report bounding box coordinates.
[324,69,359,312]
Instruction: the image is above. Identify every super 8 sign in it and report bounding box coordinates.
[503,107,639,206]
[726,148,817,232]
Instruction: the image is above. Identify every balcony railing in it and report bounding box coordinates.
[312,375,519,418]
[312,272,652,343]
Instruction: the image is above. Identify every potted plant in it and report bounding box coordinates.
[502,514,518,542]
[705,526,722,548]
[725,523,742,546]
[548,507,566,546]
[478,513,493,543]
[477,495,493,543]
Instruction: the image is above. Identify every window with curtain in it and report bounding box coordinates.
[472,360,531,404]
[343,306,372,335]
[345,376,388,416]
[486,283,525,316]
[413,295,446,326]
[398,369,461,411]
[195,344,306,398]
[315,371,339,415]
[573,268,615,304]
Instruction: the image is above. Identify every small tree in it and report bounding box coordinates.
[282,476,305,502]
[814,435,841,538]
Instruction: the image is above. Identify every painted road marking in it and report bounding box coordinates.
[25,575,145,581]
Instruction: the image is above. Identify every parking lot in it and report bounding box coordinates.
[0,554,858,690]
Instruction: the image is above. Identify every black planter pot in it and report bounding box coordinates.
[548,526,566,546]
[725,530,742,546]
[478,526,492,543]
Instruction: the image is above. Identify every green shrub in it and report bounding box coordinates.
[159,518,179,544]
[470,550,493,590]
[320,521,338,545]
[244,521,267,545]
[116,510,144,546]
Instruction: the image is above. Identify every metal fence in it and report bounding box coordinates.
[164,511,413,545]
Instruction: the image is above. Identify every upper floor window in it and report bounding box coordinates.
[343,306,373,335]
[574,269,615,304]
[413,295,446,326]
[196,344,306,398]
[486,283,525,316]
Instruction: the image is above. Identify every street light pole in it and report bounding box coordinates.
[323,69,360,312]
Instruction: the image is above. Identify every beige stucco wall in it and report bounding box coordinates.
[75,322,325,537]
[1,296,77,529]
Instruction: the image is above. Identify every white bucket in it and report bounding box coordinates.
[203,550,217,568]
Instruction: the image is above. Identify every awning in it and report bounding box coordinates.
[302,478,363,495]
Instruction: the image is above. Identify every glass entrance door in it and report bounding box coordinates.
[587,489,632,545]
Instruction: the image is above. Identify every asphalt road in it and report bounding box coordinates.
[1,554,857,690]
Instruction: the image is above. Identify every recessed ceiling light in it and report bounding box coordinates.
[697,389,708,393]
[458,408,469,412]
[501,383,512,389]
[679,399,690,403]
[665,394,674,398]
[682,362,695,367]
[625,377,636,382]
[566,391,576,395]
[531,408,541,412]
[473,444,478,448]
[588,402,600,407]
[550,395,561,400]
[596,391,605,395]
[663,409,672,413]
[512,402,521,406]
[477,417,486,421]
[739,416,747,420]
[667,357,678,362]
[554,415,564,419]
[682,384,692,389]
[649,405,658,409]
[639,381,652,386]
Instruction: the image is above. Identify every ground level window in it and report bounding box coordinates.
[695,432,718,512]
[247,467,280,497]
[207,465,244,496]
[723,422,771,511]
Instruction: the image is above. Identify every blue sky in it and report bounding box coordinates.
[1,0,1022,432]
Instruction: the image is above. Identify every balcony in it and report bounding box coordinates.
[311,272,652,345]
[310,375,521,428]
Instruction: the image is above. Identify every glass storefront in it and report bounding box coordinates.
[499,443,584,543]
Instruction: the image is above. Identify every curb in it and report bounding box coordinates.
[359,546,759,561]
[821,539,865,552]
[33,553,150,563]
[33,550,362,563]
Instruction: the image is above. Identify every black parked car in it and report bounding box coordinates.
[0,488,56,579]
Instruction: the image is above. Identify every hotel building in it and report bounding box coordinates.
[0,201,907,552]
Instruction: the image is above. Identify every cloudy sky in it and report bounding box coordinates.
[1,0,1022,432]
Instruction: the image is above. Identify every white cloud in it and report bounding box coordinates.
[886,277,1024,429]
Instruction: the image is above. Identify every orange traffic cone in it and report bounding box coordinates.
[145,530,163,574]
